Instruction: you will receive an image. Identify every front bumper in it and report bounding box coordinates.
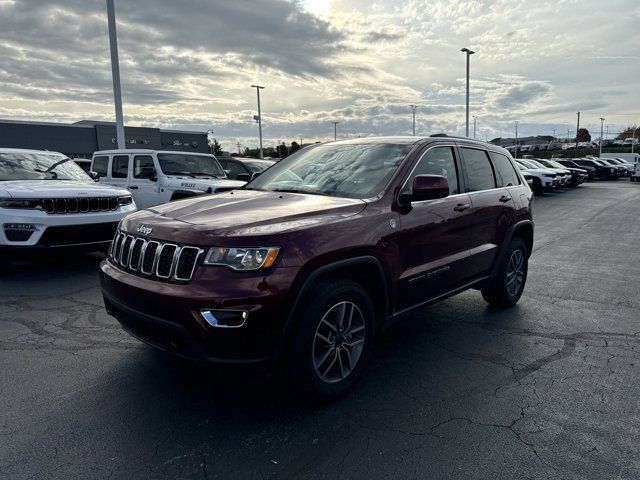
[100,259,301,371]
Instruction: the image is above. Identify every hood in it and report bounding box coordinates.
[521,168,558,175]
[0,180,130,198]
[122,189,366,241]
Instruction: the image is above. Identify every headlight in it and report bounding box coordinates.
[204,246,280,271]
[118,196,133,206]
[0,198,42,209]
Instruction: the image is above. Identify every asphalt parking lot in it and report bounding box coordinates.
[2,181,640,480]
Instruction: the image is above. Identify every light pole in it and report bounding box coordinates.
[575,111,580,148]
[472,115,478,139]
[632,127,637,156]
[106,0,125,149]
[461,47,475,137]
[410,104,417,136]
[251,85,265,158]
[333,121,339,141]
[599,118,605,157]
[514,121,519,159]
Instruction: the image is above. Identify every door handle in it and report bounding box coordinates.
[128,186,139,190]
[499,195,511,203]
[454,203,470,212]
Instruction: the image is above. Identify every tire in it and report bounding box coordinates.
[283,278,376,404]
[532,178,543,195]
[481,237,528,308]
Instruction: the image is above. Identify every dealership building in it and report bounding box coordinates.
[0,119,209,157]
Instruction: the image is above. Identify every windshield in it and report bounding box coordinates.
[517,159,538,169]
[246,143,413,199]
[243,161,273,173]
[157,153,226,178]
[0,152,92,182]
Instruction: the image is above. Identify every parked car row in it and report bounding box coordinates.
[513,157,587,194]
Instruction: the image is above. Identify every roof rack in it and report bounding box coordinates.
[429,133,484,141]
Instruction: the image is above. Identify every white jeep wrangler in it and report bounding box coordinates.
[91,150,246,209]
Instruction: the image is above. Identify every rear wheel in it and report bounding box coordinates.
[283,279,375,404]
[482,237,528,308]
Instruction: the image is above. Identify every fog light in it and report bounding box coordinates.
[200,309,248,328]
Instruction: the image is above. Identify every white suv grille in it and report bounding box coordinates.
[110,230,204,282]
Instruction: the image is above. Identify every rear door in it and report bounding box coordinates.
[459,146,514,278]
[393,144,473,309]
[128,154,159,208]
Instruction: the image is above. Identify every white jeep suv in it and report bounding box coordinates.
[0,149,136,272]
[91,150,246,209]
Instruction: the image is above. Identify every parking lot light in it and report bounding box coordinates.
[251,85,265,159]
[333,121,339,141]
[461,47,475,137]
[599,118,605,157]
[106,0,125,150]
[410,105,417,136]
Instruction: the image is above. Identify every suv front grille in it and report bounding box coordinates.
[42,197,120,214]
[110,230,204,282]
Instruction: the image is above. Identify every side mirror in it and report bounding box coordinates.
[140,166,157,181]
[236,173,251,182]
[400,175,449,204]
[251,172,261,180]
[88,171,99,181]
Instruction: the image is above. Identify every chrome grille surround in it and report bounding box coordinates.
[109,230,204,282]
[42,197,121,214]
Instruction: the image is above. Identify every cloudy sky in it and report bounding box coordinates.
[0,0,639,151]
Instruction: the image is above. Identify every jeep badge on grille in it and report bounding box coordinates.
[137,225,153,236]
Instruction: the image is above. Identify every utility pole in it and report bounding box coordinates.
[514,121,518,159]
[575,111,580,148]
[106,0,125,149]
[410,104,417,136]
[461,47,475,137]
[599,118,605,157]
[605,125,609,139]
[633,127,637,156]
[300,137,303,148]
[237,142,241,154]
[472,115,477,139]
[251,85,265,158]
[333,121,339,141]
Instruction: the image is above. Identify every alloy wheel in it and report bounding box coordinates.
[312,301,366,384]
[506,249,525,296]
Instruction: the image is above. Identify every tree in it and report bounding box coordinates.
[576,128,591,142]
[616,124,639,140]
[209,139,223,156]
[290,141,300,153]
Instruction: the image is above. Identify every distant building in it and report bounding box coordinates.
[490,135,555,147]
[0,119,209,158]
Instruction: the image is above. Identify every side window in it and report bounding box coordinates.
[225,161,248,179]
[133,155,156,179]
[111,155,129,179]
[402,146,459,195]
[92,156,108,177]
[460,148,496,192]
[489,152,521,187]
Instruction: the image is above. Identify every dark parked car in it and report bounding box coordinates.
[572,159,618,179]
[218,158,275,181]
[101,136,534,402]
[535,159,587,186]
[599,158,629,176]
[556,159,596,181]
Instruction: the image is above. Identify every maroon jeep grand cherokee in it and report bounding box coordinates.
[101,135,533,401]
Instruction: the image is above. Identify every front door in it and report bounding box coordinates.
[392,145,474,310]
[128,154,159,209]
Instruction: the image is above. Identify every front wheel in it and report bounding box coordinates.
[482,237,528,308]
[283,279,376,404]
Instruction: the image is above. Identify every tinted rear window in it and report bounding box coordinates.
[489,152,521,187]
[461,148,496,192]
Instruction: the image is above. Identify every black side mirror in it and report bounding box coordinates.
[251,172,261,180]
[399,174,449,204]
[236,173,251,182]
[88,171,99,181]
[140,166,157,181]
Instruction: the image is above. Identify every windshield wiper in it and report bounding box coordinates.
[163,171,196,178]
[34,168,58,179]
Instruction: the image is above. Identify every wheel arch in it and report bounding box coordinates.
[274,256,389,360]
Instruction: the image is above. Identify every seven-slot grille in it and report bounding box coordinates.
[110,230,203,282]
[42,197,120,214]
